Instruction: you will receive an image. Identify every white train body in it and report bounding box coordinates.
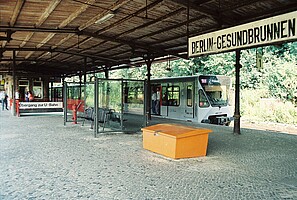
[151,75,233,125]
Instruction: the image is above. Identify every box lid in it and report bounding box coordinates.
[141,123,212,139]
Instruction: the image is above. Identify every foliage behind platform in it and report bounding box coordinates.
[108,42,297,125]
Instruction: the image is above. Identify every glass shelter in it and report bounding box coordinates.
[63,78,146,136]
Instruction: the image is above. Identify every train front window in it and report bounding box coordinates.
[199,76,230,107]
[167,85,180,106]
[199,89,209,107]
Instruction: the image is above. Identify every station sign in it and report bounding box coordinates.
[19,102,63,109]
[188,11,297,57]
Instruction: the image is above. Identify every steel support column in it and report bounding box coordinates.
[83,57,87,114]
[233,50,241,135]
[94,77,99,137]
[50,81,53,101]
[63,78,67,126]
[145,57,153,120]
[84,57,87,83]
[12,50,16,116]
[79,72,82,100]
[104,69,109,79]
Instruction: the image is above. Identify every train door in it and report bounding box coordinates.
[53,87,63,102]
[18,80,29,101]
[166,82,182,119]
[182,82,195,119]
[151,84,162,115]
[160,84,168,116]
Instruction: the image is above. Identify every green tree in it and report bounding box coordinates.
[240,49,263,89]
[264,53,297,104]
[192,52,234,76]
[108,42,297,105]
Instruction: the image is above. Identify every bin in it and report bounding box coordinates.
[142,123,212,159]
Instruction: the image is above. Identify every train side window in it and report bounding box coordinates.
[56,88,63,100]
[33,81,43,99]
[161,86,168,106]
[167,85,180,106]
[199,89,210,107]
[187,85,193,107]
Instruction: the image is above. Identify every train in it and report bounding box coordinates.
[50,75,233,126]
[150,75,233,125]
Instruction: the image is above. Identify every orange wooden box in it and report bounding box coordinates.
[142,124,212,159]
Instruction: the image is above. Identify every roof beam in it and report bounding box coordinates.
[168,0,216,18]
[38,34,74,60]
[0,26,77,34]
[17,0,61,50]
[69,7,186,62]
[91,15,208,59]
[1,25,171,58]
[239,2,297,23]
[10,0,25,27]
[2,0,25,48]
[0,62,69,76]
[14,0,61,62]
[78,0,131,31]
[58,0,165,55]
[168,0,236,25]
[136,15,207,41]
[222,0,267,12]
[1,47,118,63]
[36,0,62,25]
[46,0,132,60]
[79,29,187,59]
[16,64,72,76]
[0,57,79,68]
[79,30,150,50]
[97,0,164,35]
[53,49,118,63]
[60,0,96,28]
[23,0,94,60]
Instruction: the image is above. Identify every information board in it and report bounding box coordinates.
[19,102,63,109]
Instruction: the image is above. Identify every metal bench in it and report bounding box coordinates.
[82,107,113,131]
[82,107,95,129]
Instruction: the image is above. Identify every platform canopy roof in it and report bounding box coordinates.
[1,0,297,77]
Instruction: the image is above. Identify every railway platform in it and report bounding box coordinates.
[0,110,296,199]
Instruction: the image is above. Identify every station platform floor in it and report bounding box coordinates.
[0,109,296,199]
